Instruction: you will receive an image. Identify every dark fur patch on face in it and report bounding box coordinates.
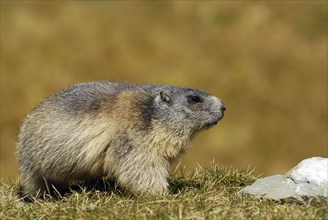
[138,96,154,130]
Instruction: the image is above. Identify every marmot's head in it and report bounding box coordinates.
[146,85,225,137]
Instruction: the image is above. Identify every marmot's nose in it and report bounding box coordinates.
[220,102,226,112]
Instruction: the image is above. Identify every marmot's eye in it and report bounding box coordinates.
[189,95,202,103]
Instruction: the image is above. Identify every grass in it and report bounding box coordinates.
[1,163,327,219]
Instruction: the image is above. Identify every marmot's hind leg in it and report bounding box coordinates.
[19,174,47,200]
[19,174,69,201]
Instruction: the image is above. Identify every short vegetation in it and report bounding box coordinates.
[1,164,327,219]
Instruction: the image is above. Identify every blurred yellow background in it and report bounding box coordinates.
[1,1,327,179]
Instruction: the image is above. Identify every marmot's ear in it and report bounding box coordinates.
[160,91,171,104]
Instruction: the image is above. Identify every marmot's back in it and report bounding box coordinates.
[17,81,226,198]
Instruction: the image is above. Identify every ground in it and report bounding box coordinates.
[0,164,327,219]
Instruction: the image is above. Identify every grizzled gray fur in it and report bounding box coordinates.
[17,81,225,198]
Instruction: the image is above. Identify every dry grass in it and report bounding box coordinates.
[1,164,327,220]
[1,1,327,178]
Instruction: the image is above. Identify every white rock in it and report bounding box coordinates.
[241,157,328,203]
[288,157,328,186]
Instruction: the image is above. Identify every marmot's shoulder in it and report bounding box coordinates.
[39,81,145,113]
